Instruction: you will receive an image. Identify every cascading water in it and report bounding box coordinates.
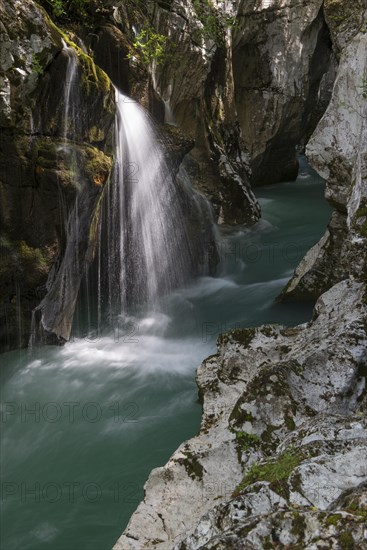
[101,88,214,318]
[1,149,333,550]
[61,39,78,141]
[30,42,86,344]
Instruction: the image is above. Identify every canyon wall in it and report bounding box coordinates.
[113,1,367,548]
[0,0,114,349]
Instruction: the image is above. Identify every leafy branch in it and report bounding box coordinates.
[192,0,237,47]
[128,26,170,66]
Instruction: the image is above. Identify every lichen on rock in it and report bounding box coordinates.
[113,280,367,549]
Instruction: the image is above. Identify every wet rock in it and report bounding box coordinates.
[0,0,114,350]
[233,0,335,186]
[280,5,367,301]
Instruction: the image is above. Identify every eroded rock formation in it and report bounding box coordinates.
[113,280,367,549]
[0,0,114,348]
[280,0,367,301]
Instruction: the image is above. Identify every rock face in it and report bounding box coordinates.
[114,279,367,549]
[0,0,114,349]
[132,0,261,225]
[280,0,367,301]
[233,0,336,186]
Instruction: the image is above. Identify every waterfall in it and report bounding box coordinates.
[112,89,192,309]
[30,50,216,344]
[102,88,215,317]
[30,41,88,345]
[61,39,78,141]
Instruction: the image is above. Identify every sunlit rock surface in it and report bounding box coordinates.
[114,280,367,548]
[280,2,367,301]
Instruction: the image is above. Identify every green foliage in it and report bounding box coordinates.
[326,514,341,525]
[42,0,90,21]
[235,431,261,450]
[235,448,304,495]
[128,27,168,66]
[339,532,355,550]
[32,54,44,75]
[192,0,237,46]
[49,0,66,17]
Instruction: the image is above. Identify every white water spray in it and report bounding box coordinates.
[112,89,191,309]
[104,88,215,315]
[61,39,78,141]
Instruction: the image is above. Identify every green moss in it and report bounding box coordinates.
[37,156,56,169]
[280,345,291,354]
[226,327,256,347]
[339,531,355,549]
[229,403,254,425]
[234,448,304,495]
[35,4,64,48]
[344,496,367,520]
[260,325,277,338]
[260,424,279,449]
[36,7,111,97]
[235,431,261,450]
[284,415,296,431]
[59,35,111,96]
[356,205,367,219]
[89,126,105,143]
[181,450,204,481]
[355,203,367,238]
[326,513,341,526]
[291,512,306,538]
[78,49,111,96]
[83,147,112,186]
[0,237,51,285]
[324,0,360,30]
[32,53,44,75]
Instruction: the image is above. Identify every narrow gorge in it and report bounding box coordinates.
[0,0,366,549]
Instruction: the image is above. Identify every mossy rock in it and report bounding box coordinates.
[234,447,305,497]
[0,235,53,287]
[179,448,204,481]
[82,146,112,187]
[355,202,367,238]
[218,327,256,348]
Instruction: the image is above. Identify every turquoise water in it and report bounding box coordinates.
[0,158,332,550]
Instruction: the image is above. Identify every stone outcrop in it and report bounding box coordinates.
[233,0,336,185]
[0,0,114,349]
[280,1,367,301]
[114,279,367,549]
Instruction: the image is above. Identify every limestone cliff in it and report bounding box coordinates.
[233,0,336,185]
[0,0,114,349]
[114,280,367,549]
[280,0,367,301]
[89,0,261,225]
[0,0,265,351]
